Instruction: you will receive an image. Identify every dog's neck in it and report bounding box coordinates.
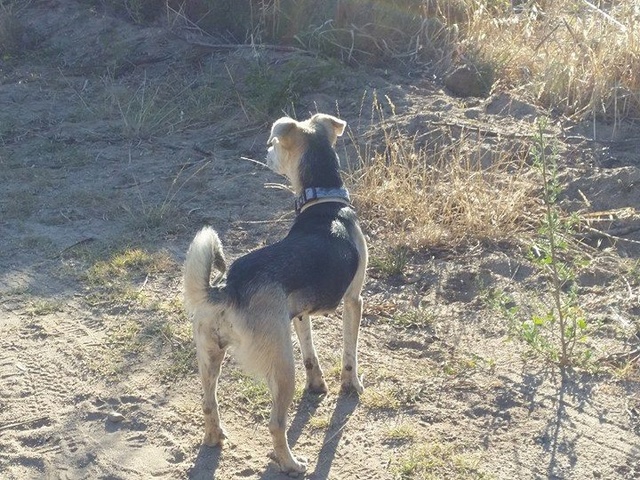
[295,187,351,214]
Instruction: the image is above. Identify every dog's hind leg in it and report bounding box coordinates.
[294,315,328,394]
[194,326,228,446]
[265,336,307,474]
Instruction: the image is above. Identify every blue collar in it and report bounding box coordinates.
[295,187,351,214]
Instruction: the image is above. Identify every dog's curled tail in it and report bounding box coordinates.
[183,226,227,312]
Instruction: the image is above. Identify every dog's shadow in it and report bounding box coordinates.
[308,393,359,479]
[188,443,223,480]
[259,391,360,479]
[188,392,359,479]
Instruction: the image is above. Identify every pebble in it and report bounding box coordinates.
[107,411,125,423]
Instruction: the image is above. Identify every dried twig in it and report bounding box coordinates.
[577,223,640,245]
[0,416,50,432]
[240,156,268,168]
[580,0,627,32]
[602,347,640,366]
[57,237,95,257]
[180,37,313,56]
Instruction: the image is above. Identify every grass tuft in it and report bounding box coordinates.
[348,95,538,250]
[383,422,417,444]
[392,441,490,480]
[462,0,640,122]
[361,383,401,410]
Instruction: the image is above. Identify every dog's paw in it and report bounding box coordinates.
[267,451,308,477]
[340,375,364,395]
[340,370,364,395]
[282,456,308,476]
[306,379,328,395]
[269,451,308,476]
[203,427,227,447]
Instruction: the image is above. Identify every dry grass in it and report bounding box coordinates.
[347,97,539,250]
[392,441,489,480]
[461,0,640,122]
[319,0,640,121]
[99,1,640,122]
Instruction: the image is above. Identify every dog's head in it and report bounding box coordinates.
[266,114,347,193]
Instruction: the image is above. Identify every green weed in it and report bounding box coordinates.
[308,414,331,431]
[383,422,417,443]
[528,119,593,367]
[361,383,401,410]
[370,246,410,278]
[392,441,490,480]
[229,372,272,421]
[390,307,435,329]
[25,299,64,316]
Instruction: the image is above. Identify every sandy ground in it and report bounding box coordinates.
[1,2,640,479]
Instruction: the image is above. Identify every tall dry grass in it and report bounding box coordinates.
[102,1,640,122]
[459,0,640,122]
[245,0,640,121]
[347,96,539,250]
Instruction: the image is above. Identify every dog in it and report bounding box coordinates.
[183,113,368,474]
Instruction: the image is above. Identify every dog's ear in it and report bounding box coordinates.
[311,114,346,143]
[268,117,298,149]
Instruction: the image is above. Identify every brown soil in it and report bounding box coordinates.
[1,2,639,479]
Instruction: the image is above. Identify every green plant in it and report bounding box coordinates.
[361,383,401,410]
[392,441,490,480]
[482,287,518,320]
[524,119,592,367]
[370,246,410,278]
[25,299,64,316]
[383,422,417,443]
[389,307,435,329]
[308,414,331,430]
[229,372,272,421]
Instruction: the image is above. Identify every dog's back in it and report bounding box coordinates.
[225,203,360,319]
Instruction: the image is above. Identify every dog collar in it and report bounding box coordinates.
[295,187,351,214]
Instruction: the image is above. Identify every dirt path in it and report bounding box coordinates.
[1,2,639,479]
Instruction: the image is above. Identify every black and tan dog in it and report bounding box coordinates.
[183,114,367,474]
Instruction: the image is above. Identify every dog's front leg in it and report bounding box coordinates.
[294,315,328,394]
[341,293,364,394]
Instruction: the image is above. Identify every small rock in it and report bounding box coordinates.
[107,411,125,423]
[237,467,256,477]
[464,108,482,119]
[485,92,539,120]
[444,65,492,98]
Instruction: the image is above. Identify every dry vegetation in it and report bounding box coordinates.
[1,1,640,479]
[463,0,640,122]
[347,94,538,250]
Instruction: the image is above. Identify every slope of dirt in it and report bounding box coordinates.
[1,2,639,479]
